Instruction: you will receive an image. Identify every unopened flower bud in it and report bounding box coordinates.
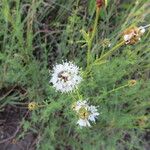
[128,80,137,86]
[96,0,104,8]
[28,102,38,111]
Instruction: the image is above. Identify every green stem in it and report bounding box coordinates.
[106,84,129,94]
[87,7,100,67]
[84,41,124,76]
[76,89,82,100]
[90,8,100,45]
[95,41,124,63]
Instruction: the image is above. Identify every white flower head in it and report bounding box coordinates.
[50,61,82,93]
[73,100,99,127]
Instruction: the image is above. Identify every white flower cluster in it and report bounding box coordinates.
[50,62,99,127]
[50,62,82,93]
[72,100,99,127]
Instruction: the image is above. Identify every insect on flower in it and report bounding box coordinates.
[50,61,82,93]
[72,100,99,127]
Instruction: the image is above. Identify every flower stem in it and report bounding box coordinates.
[143,24,150,29]
[84,41,124,76]
[76,89,82,100]
[95,41,124,63]
[106,84,129,94]
[87,7,100,67]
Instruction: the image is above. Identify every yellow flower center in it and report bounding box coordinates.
[78,107,90,119]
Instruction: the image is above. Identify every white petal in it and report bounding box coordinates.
[88,115,96,122]
[77,119,91,127]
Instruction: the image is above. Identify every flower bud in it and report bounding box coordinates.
[128,80,137,86]
[96,0,103,8]
[28,102,38,111]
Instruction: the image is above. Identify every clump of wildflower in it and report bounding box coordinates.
[128,80,137,86]
[28,102,38,111]
[72,100,99,127]
[123,26,145,45]
[50,61,82,93]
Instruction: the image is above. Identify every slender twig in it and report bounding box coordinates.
[143,24,150,29]
[0,85,17,101]
[0,125,20,144]
[0,111,29,144]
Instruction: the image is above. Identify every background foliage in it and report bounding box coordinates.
[0,0,150,149]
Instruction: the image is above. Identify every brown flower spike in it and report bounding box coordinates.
[123,26,145,45]
[96,0,104,8]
